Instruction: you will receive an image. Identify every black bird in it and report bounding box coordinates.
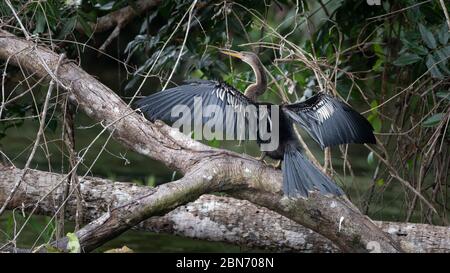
[135,49,376,197]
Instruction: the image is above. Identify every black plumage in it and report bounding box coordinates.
[282,143,344,197]
[135,80,255,139]
[282,93,376,149]
[135,79,375,198]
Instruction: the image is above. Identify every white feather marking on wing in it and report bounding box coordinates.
[214,88,223,102]
[316,99,335,123]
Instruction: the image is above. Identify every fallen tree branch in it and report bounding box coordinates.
[1,165,449,253]
[52,163,218,252]
[0,29,402,252]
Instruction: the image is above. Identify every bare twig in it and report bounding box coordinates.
[56,95,82,238]
[0,53,65,215]
[4,0,30,40]
[438,0,450,30]
[162,0,197,90]
[364,144,440,217]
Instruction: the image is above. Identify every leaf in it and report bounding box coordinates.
[406,159,414,170]
[372,58,384,72]
[66,232,81,253]
[435,47,449,64]
[434,52,450,74]
[34,11,46,34]
[401,39,428,55]
[393,53,422,66]
[436,91,450,101]
[191,69,204,78]
[58,16,77,39]
[373,43,384,58]
[442,45,450,56]
[77,16,92,37]
[438,23,449,45]
[146,176,156,187]
[124,76,140,92]
[376,178,385,187]
[422,113,444,127]
[95,1,115,11]
[104,246,134,253]
[367,151,375,166]
[372,117,382,133]
[435,46,450,74]
[370,100,378,115]
[411,45,429,56]
[419,23,437,49]
[368,114,382,133]
[425,54,444,79]
[208,138,221,148]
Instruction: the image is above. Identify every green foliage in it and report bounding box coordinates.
[436,91,450,100]
[367,100,382,133]
[419,23,437,50]
[396,22,450,79]
[66,232,81,253]
[376,178,385,187]
[422,113,445,127]
[367,151,376,167]
[145,175,157,187]
[393,53,422,66]
[207,138,221,148]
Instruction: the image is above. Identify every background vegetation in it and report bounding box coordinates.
[0,0,449,251]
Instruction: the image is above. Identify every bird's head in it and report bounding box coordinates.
[219,48,267,100]
[219,49,261,67]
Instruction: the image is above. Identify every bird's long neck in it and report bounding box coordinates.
[244,61,267,101]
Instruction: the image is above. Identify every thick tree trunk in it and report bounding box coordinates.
[0,30,402,252]
[1,165,449,253]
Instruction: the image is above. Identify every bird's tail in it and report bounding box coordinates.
[282,143,344,197]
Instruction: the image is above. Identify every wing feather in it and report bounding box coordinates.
[134,80,256,137]
[282,93,376,149]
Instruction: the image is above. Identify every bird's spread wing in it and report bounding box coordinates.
[134,80,256,138]
[282,93,376,149]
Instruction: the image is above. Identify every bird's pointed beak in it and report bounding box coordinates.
[219,48,243,59]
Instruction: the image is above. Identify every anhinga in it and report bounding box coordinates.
[135,49,376,197]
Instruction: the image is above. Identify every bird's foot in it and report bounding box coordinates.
[255,152,267,161]
[272,160,282,169]
[254,153,280,169]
